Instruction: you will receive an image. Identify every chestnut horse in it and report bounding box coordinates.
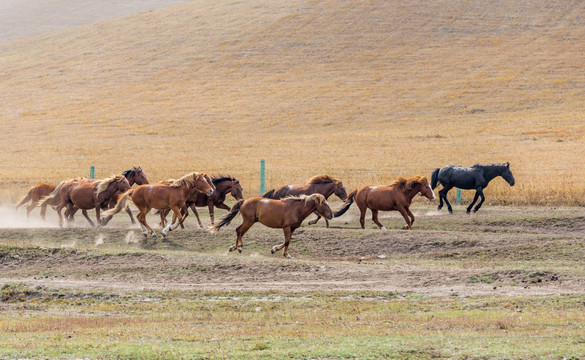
[18,167,148,222]
[40,175,131,227]
[334,176,435,230]
[209,194,333,258]
[262,174,347,228]
[160,175,244,228]
[103,172,214,239]
[15,183,58,220]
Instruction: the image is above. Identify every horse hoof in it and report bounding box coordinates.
[237,247,242,253]
[199,225,204,229]
[381,226,387,230]
[229,246,235,252]
[271,248,276,254]
[466,210,471,215]
[152,233,158,238]
[143,233,148,239]
[284,254,292,259]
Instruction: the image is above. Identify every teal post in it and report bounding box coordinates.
[260,159,265,196]
[456,188,462,204]
[89,166,95,179]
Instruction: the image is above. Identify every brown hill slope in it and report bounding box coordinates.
[1,0,584,203]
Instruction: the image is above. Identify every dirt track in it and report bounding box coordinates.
[1,205,584,297]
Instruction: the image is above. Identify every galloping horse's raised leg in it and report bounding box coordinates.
[371,209,386,230]
[271,227,294,258]
[230,219,254,253]
[307,212,321,226]
[397,206,413,230]
[162,206,185,237]
[469,187,486,213]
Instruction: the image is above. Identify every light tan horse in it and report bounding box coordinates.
[334,176,435,230]
[209,194,333,258]
[15,183,58,220]
[103,172,214,239]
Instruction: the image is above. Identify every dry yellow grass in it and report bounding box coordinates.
[1,0,584,204]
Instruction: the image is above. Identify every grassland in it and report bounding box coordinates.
[1,0,585,204]
[1,205,585,359]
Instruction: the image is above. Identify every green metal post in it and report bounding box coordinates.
[260,159,265,196]
[456,188,462,204]
[89,166,95,179]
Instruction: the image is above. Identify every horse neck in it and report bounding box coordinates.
[214,181,232,197]
[404,182,422,200]
[297,199,318,218]
[126,176,135,186]
[478,165,502,183]
[309,183,334,198]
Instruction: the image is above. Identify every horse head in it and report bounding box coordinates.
[123,167,149,186]
[406,176,435,201]
[230,180,244,201]
[310,194,333,220]
[193,173,214,196]
[333,180,348,201]
[501,162,515,186]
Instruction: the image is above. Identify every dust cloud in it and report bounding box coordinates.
[0,203,60,229]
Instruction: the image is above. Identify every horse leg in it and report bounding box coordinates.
[472,188,486,213]
[371,209,386,230]
[95,207,101,228]
[26,203,36,221]
[307,212,321,226]
[178,205,189,230]
[405,207,415,229]
[466,189,481,214]
[159,208,168,228]
[272,227,294,258]
[398,207,413,230]
[163,206,187,237]
[189,204,202,228]
[230,219,254,253]
[56,203,66,228]
[124,205,136,225]
[137,207,156,238]
[440,187,454,214]
[82,209,96,227]
[207,202,216,227]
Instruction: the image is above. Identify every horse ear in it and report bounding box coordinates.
[506,162,510,168]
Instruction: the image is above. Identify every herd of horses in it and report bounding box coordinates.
[15,163,515,258]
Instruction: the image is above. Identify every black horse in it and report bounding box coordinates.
[431,163,515,214]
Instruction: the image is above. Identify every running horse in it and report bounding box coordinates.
[431,163,515,214]
[17,167,148,222]
[262,174,347,228]
[208,194,333,258]
[334,176,435,230]
[15,183,58,221]
[160,175,244,228]
[39,175,131,227]
[102,172,214,239]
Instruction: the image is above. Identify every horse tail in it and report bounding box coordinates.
[431,168,440,189]
[102,189,133,218]
[262,189,275,198]
[37,181,64,207]
[333,189,357,218]
[208,200,244,232]
[15,188,33,210]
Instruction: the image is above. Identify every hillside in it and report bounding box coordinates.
[1,0,584,203]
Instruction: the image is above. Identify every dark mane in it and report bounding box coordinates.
[212,175,237,185]
[306,174,338,185]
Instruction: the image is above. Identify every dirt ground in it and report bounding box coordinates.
[0,203,584,297]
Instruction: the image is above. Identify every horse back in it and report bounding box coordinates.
[439,165,482,189]
[242,197,297,228]
[133,184,187,210]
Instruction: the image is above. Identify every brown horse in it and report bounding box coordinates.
[18,167,148,222]
[334,176,435,230]
[15,183,58,220]
[262,174,347,228]
[209,194,333,258]
[160,175,244,228]
[40,175,131,227]
[103,172,214,238]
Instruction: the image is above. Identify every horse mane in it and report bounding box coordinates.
[96,174,126,195]
[212,175,237,185]
[281,193,325,205]
[390,176,428,190]
[306,174,339,185]
[170,172,203,188]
